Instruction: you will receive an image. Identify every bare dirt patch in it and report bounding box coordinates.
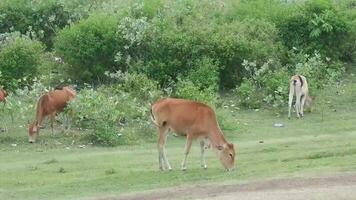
[95,172,356,200]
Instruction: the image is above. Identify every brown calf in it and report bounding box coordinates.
[28,86,76,143]
[151,98,236,171]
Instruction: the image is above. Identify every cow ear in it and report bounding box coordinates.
[229,143,234,148]
[217,145,224,151]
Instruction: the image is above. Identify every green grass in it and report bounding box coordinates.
[1,73,356,200]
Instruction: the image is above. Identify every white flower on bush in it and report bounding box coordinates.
[118,16,150,47]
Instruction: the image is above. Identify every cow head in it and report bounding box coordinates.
[28,122,39,143]
[217,143,236,171]
[63,86,76,100]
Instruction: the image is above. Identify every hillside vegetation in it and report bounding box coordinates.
[0,0,355,146]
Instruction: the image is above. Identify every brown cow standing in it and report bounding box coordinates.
[0,88,8,105]
[28,86,76,143]
[151,98,236,171]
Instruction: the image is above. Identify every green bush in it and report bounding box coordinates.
[105,71,162,103]
[292,51,345,94]
[0,0,73,49]
[37,52,71,87]
[69,87,127,146]
[0,35,44,90]
[141,7,282,90]
[69,72,161,146]
[276,0,349,60]
[215,19,283,89]
[186,57,220,92]
[235,59,290,109]
[54,14,119,83]
[174,78,217,106]
[235,79,262,109]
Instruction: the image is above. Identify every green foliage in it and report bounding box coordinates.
[69,87,126,146]
[0,0,353,109]
[292,51,345,94]
[37,52,70,87]
[54,14,119,83]
[276,0,349,60]
[0,35,44,90]
[186,57,220,92]
[0,0,73,48]
[105,71,162,103]
[175,78,217,106]
[140,5,282,90]
[69,72,161,146]
[235,79,262,109]
[172,57,220,105]
[115,3,151,72]
[235,59,290,109]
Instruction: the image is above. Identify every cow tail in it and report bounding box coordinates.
[35,95,46,126]
[150,106,163,128]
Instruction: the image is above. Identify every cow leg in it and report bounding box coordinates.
[288,83,295,119]
[288,93,294,119]
[181,134,193,171]
[158,126,171,171]
[300,95,306,118]
[50,113,55,134]
[295,93,302,119]
[200,140,207,169]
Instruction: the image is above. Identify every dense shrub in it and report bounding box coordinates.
[276,0,349,60]
[174,79,218,106]
[105,71,162,103]
[0,35,44,90]
[37,52,71,87]
[185,57,220,92]
[69,88,125,146]
[234,79,262,109]
[54,14,119,83]
[0,77,50,124]
[215,19,284,89]
[69,72,161,146]
[234,50,345,109]
[0,0,73,48]
[235,59,289,109]
[139,5,282,90]
[115,3,151,73]
[291,51,345,94]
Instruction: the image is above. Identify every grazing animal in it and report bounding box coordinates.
[0,88,8,105]
[288,75,312,119]
[150,98,236,171]
[28,86,76,143]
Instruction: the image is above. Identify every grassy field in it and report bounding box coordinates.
[1,72,356,200]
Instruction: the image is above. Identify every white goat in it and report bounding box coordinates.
[288,75,312,119]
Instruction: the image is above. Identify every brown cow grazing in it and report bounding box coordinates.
[28,86,76,143]
[288,75,312,119]
[151,98,236,171]
[0,88,8,105]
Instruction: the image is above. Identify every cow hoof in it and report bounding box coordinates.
[181,167,187,171]
[202,165,207,169]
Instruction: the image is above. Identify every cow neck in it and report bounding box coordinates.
[208,125,228,148]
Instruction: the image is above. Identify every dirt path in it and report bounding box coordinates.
[96,173,356,200]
